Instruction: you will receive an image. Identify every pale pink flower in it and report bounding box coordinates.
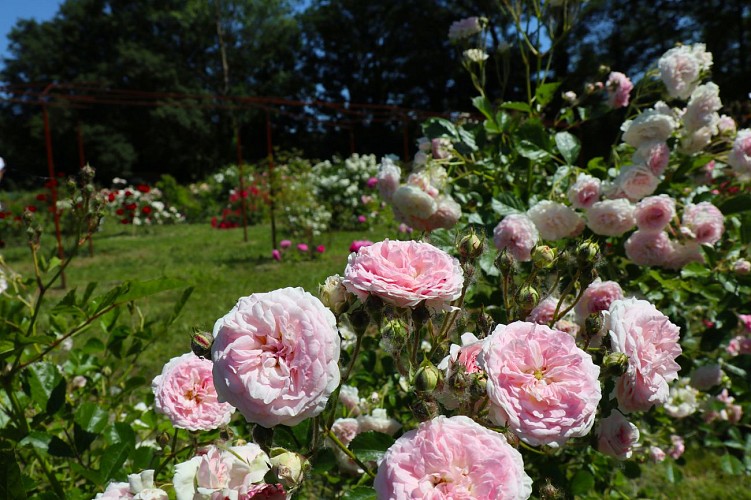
[567,173,601,209]
[244,484,287,499]
[586,199,635,236]
[374,415,533,499]
[330,411,402,474]
[173,444,271,500]
[526,296,560,324]
[633,141,670,176]
[366,177,379,189]
[649,446,667,463]
[704,389,743,424]
[690,364,722,391]
[414,194,461,231]
[342,239,464,310]
[606,298,682,413]
[527,200,585,241]
[634,195,676,233]
[683,83,721,133]
[211,287,341,427]
[480,321,601,447]
[680,126,714,155]
[339,385,362,415]
[296,243,309,252]
[152,353,235,431]
[271,249,281,261]
[431,137,452,159]
[606,71,633,108]
[728,129,751,181]
[658,44,712,100]
[357,215,367,223]
[377,158,402,202]
[575,279,623,319]
[493,213,539,261]
[615,164,660,201]
[96,482,132,499]
[624,230,673,267]
[668,435,685,460]
[554,319,580,338]
[727,336,751,357]
[664,240,704,269]
[681,201,724,244]
[279,239,292,249]
[438,332,485,377]
[596,410,640,460]
[664,380,700,418]
[621,107,677,148]
[717,115,737,135]
[733,258,751,275]
[448,17,483,41]
[97,470,168,500]
[739,314,751,332]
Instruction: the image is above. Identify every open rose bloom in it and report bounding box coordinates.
[211,287,341,427]
[374,415,532,499]
[342,239,463,310]
[479,322,601,447]
[152,352,235,431]
[606,298,682,413]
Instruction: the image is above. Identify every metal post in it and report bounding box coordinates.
[266,109,277,250]
[41,83,66,288]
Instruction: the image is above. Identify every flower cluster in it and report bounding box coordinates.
[101,181,183,226]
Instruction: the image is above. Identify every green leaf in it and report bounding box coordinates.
[27,362,64,411]
[0,450,25,499]
[75,403,109,434]
[681,262,711,279]
[422,118,458,140]
[97,441,132,485]
[342,486,377,500]
[116,278,189,304]
[664,462,683,484]
[472,96,495,121]
[349,431,395,463]
[478,249,500,277]
[570,469,594,495]
[555,131,581,165]
[310,448,337,473]
[516,140,550,161]
[19,432,53,450]
[719,194,751,215]
[720,453,745,475]
[500,101,531,113]
[535,82,561,108]
[168,286,194,325]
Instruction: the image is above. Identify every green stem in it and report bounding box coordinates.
[324,428,375,478]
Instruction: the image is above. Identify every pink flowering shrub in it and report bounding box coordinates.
[374,415,532,499]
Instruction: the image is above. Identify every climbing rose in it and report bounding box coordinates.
[527,200,584,241]
[634,195,676,233]
[624,230,673,267]
[567,173,601,209]
[152,353,235,431]
[606,71,633,108]
[575,279,624,319]
[374,415,532,499]
[605,298,682,413]
[658,44,712,100]
[586,199,636,237]
[212,287,340,427]
[479,321,601,447]
[681,201,724,244]
[342,239,463,310]
[493,213,539,261]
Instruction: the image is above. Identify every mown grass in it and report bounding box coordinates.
[4,221,750,498]
[3,221,391,375]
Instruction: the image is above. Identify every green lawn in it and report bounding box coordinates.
[3,221,390,376]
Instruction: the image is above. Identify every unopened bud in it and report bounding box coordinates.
[516,285,539,311]
[476,307,495,338]
[584,313,604,337]
[349,306,371,335]
[733,259,751,275]
[270,448,309,489]
[81,164,96,181]
[157,432,171,449]
[84,183,95,194]
[459,232,484,261]
[602,352,629,377]
[319,274,349,315]
[576,241,600,265]
[540,480,562,499]
[469,373,487,397]
[531,245,556,269]
[414,363,441,393]
[191,330,214,359]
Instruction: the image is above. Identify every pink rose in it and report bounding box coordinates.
[586,199,636,237]
[377,158,402,202]
[575,279,623,319]
[683,83,721,132]
[448,17,483,41]
[634,141,670,176]
[649,446,667,463]
[280,240,292,249]
[567,173,601,209]
[668,435,685,460]
[97,470,167,499]
[621,107,677,149]
[357,215,367,223]
[342,239,464,310]
[96,482,132,499]
[727,336,751,357]
[606,71,633,109]
[152,353,235,432]
[727,129,751,180]
[438,332,485,378]
[526,296,560,324]
[634,195,676,233]
[527,200,585,241]
[615,164,660,201]
[374,415,532,499]
[173,444,271,500]
[739,314,751,332]
[682,201,724,245]
[479,321,601,447]
[664,240,704,269]
[338,385,361,415]
[596,410,640,460]
[606,298,682,413]
[349,240,374,253]
[366,177,379,189]
[211,287,341,427]
[316,245,326,253]
[658,44,712,100]
[689,364,722,391]
[245,483,287,499]
[733,259,751,275]
[272,249,281,262]
[624,230,673,267]
[297,243,309,252]
[717,115,736,135]
[492,213,539,261]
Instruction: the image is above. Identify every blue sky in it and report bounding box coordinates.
[0,0,62,64]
